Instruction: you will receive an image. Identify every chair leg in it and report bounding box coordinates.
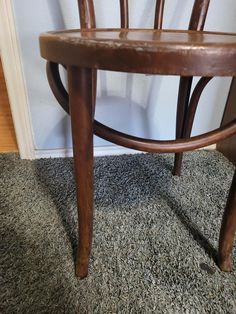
[173,77,192,176]
[68,66,94,279]
[218,170,236,271]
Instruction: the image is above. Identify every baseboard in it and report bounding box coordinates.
[34,145,140,159]
[34,144,216,159]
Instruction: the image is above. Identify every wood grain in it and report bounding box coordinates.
[0,58,18,152]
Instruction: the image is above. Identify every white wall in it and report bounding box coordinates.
[12,0,236,150]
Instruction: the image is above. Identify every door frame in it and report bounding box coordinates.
[0,0,35,159]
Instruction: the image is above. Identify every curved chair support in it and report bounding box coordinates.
[94,119,236,153]
[46,61,69,114]
[174,77,193,175]
[46,63,236,154]
[174,76,213,175]
[47,61,97,118]
[183,77,213,137]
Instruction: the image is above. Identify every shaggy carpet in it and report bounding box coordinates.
[0,151,235,314]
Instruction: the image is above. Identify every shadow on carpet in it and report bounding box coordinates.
[0,151,235,313]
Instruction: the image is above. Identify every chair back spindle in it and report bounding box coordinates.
[78,0,210,32]
[189,0,210,31]
[154,0,165,29]
[120,0,129,28]
[78,0,96,29]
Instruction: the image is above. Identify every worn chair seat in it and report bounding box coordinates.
[40,29,236,76]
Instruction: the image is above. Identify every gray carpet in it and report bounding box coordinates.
[0,151,235,314]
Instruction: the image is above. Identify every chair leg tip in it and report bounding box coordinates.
[218,256,233,272]
[172,170,181,176]
[76,268,88,279]
[76,258,89,279]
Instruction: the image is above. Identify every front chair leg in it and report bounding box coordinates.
[173,77,192,176]
[68,66,94,279]
[218,170,236,271]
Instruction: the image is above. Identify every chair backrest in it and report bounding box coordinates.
[77,0,210,31]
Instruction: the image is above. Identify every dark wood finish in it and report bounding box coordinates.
[219,170,236,271]
[77,0,95,29]
[189,0,210,31]
[217,78,236,165]
[182,77,213,138]
[174,0,210,176]
[40,0,236,277]
[44,63,236,153]
[77,0,97,118]
[120,0,129,28]
[46,62,69,114]
[68,66,94,278]
[93,118,236,153]
[173,77,193,176]
[173,77,213,173]
[91,70,97,119]
[154,0,165,29]
[40,29,236,76]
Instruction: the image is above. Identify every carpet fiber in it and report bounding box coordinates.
[1,151,235,313]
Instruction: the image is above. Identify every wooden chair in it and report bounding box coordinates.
[39,0,236,278]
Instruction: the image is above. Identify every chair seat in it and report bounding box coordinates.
[40,28,236,76]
